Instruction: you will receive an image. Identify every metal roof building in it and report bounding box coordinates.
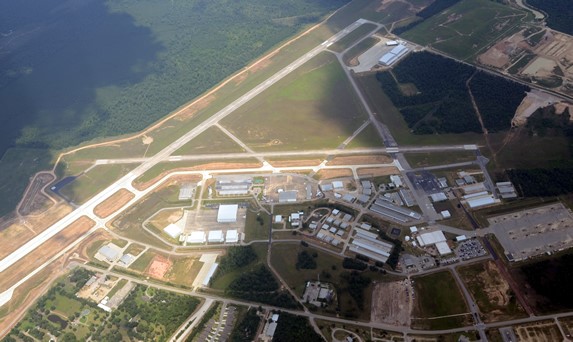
[226,230,239,243]
[435,241,453,255]
[217,204,238,223]
[278,190,298,203]
[186,231,206,244]
[178,183,195,200]
[416,230,447,247]
[467,195,495,209]
[96,244,122,263]
[208,230,225,243]
[430,192,448,203]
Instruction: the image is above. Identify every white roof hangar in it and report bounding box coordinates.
[186,231,206,244]
[163,223,183,239]
[217,204,238,223]
[208,230,225,243]
[435,241,453,255]
[226,230,239,243]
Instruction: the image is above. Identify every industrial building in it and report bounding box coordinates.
[349,228,394,263]
[217,204,238,223]
[390,175,403,188]
[378,44,409,66]
[399,189,416,207]
[216,177,252,196]
[416,230,452,255]
[226,230,239,243]
[467,195,495,209]
[370,197,422,222]
[278,190,298,203]
[163,223,183,239]
[496,181,518,199]
[208,230,225,243]
[430,192,448,203]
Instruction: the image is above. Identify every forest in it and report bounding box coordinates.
[518,253,573,312]
[528,0,573,35]
[0,0,350,153]
[272,312,325,342]
[507,168,573,197]
[226,265,301,309]
[374,52,528,134]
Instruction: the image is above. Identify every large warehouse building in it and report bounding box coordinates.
[217,204,238,223]
[378,44,409,66]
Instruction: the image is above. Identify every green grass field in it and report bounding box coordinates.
[129,250,156,272]
[412,271,470,330]
[221,52,369,151]
[404,151,477,168]
[173,126,245,155]
[329,23,378,53]
[401,0,530,61]
[59,163,136,204]
[346,122,385,148]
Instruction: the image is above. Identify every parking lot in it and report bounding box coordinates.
[454,239,487,260]
[407,171,442,195]
[490,203,573,261]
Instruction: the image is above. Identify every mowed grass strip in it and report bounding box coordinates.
[173,126,245,155]
[401,0,528,61]
[329,23,378,53]
[221,52,369,152]
[412,270,470,330]
[59,163,137,205]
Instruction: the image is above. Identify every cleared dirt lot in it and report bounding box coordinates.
[458,260,526,322]
[94,188,135,218]
[0,216,95,292]
[357,166,400,178]
[371,280,411,326]
[315,169,353,179]
[266,158,324,167]
[326,154,392,166]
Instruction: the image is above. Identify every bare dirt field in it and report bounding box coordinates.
[371,280,411,326]
[326,154,392,166]
[146,255,172,280]
[0,203,73,260]
[514,321,563,342]
[0,216,95,292]
[93,189,135,218]
[315,169,353,180]
[458,260,526,322]
[267,159,324,167]
[512,90,566,126]
[357,166,400,177]
[18,172,55,216]
[479,27,573,96]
